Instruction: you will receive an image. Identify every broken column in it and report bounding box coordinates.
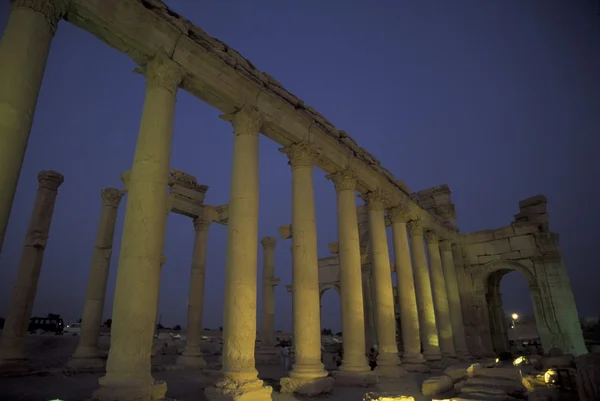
[70,188,125,369]
[177,216,210,368]
[256,236,280,364]
[204,106,272,401]
[0,170,64,372]
[407,219,442,363]
[279,142,332,395]
[363,190,405,379]
[93,55,183,401]
[0,0,68,256]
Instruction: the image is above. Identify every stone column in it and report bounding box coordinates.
[388,206,428,372]
[0,171,64,372]
[69,188,124,369]
[407,219,442,362]
[278,142,332,395]
[260,237,277,346]
[204,106,272,401]
[327,170,374,385]
[425,231,456,359]
[362,190,405,378]
[440,240,470,359]
[93,56,183,401]
[177,217,210,368]
[0,0,68,256]
[362,269,376,353]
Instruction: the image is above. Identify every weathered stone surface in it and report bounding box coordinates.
[484,239,511,255]
[421,374,453,395]
[362,393,415,401]
[280,376,333,396]
[509,235,537,251]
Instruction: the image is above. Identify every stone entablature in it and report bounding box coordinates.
[64,0,456,236]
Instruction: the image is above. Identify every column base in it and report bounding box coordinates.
[280,376,334,396]
[254,345,279,365]
[0,357,28,375]
[93,375,166,401]
[402,357,431,373]
[423,350,442,362]
[374,364,407,379]
[176,352,207,369]
[204,378,272,401]
[332,370,378,387]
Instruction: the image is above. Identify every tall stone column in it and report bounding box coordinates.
[93,56,183,401]
[204,106,272,401]
[440,240,470,359]
[279,142,332,395]
[0,0,69,256]
[69,188,125,369]
[177,217,210,368]
[327,170,374,385]
[425,231,456,359]
[362,190,405,378]
[362,269,376,352]
[0,171,64,372]
[388,206,428,372]
[407,219,442,362]
[260,237,277,346]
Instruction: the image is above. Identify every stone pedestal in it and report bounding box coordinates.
[0,0,68,255]
[327,170,374,385]
[362,190,405,379]
[204,106,272,401]
[278,142,331,395]
[441,241,470,359]
[388,206,428,372]
[69,188,124,370]
[407,219,442,362]
[93,56,182,401]
[177,217,210,369]
[425,232,456,359]
[0,171,64,372]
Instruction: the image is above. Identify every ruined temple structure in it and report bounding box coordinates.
[0,1,587,400]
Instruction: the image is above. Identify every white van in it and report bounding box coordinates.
[63,322,82,335]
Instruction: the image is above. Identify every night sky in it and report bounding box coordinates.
[0,0,598,333]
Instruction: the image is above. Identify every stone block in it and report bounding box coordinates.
[500,251,522,260]
[484,239,511,255]
[479,255,500,264]
[204,378,273,401]
[519,195,547,209]
[280,376,333,396]
[362,392,415,401]
[421,374,453,396]
[463,231,495,244]
[520,203,547,215]
[493,226,515,239]
[512,222,540,236]
[509,235,537,252]
[464,242,485,257]
[444,364,470,383]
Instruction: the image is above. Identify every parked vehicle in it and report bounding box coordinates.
[63,322,82,335]
[28,315,64,334]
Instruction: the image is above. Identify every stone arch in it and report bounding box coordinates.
[319,283,341,335]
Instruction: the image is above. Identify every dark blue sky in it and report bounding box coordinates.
[0,0,598,333]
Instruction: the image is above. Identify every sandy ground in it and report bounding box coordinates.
[0,334,432,401]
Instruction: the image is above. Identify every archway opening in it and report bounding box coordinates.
[320,287,341,369]
[487,269,540,355]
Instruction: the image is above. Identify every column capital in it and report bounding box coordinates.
[143,55,184,93]
[260,236,277,248]
[220,104,262,137]
[101,188,125,208]
[406,218,424,236]
[11,0,70,34]
[279,141,317,168]
[439,239,453,251]
[424,230,438,244]
[360,189,388,212]
[325,169,357,192]
[193,216,210,232]
[37,170,64,191]
[387,203,412,223]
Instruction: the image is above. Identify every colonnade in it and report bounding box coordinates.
[0,2,470,400]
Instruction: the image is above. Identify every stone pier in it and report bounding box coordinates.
[279,142,332,395]
[408,219,442,363]
[0,171,64,372]
[388,205,428,372]
[425,231,456,360]
[93,55,183,401]
[256,236,280,364]
[69,188,124,370]
[328,170,376,386]
[0,0,68,256]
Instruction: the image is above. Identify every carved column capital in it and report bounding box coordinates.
[37,170,64,191]
[388,203,412,223]
[101,188,125,208]
[193,216,210,232]
[439,239,453,252]
[406,218,424,236]
[424,230,438,244]
[11,0,70,34]
[360,189,388,212]
[260,236,277,249]
[279,141,316,169]
[326,169,357,192]
[143,55,184,93]
[221,104,262,137]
